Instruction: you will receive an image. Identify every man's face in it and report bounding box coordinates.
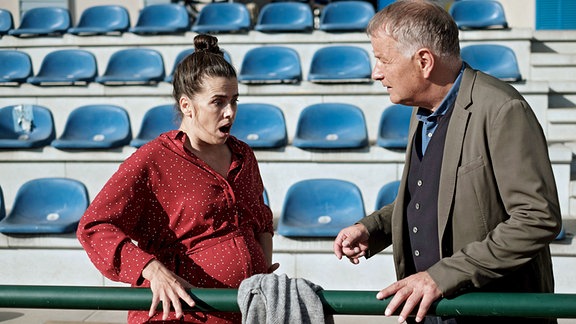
[370,33,425,106]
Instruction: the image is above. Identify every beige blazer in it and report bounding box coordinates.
[360,67,561,297]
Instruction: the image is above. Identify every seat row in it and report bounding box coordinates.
[0,1,509,38]
[0,45,373,86]
[0,176,397,236]
[0,2,374,37]
[0,177,565,240]
[0,42,522,86]
[0,102,412,150]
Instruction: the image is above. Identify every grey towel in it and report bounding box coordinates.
[238,273,334,324]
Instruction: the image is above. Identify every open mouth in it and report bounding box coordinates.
[219,125,232,134]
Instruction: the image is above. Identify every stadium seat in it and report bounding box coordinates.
[375,180,401,210]
[27,49,97,86]
[0,104,56,149]
[377,0,395,10]
[255,2,314,33]
[318,1,375,32]
[263,188,270,207]
[68,5,130,35]
[449,0,508,30]
[377,104,413,149]
[293,103,368,149]
[277,178,366,237]
[129,4,189,35]
[460,44,522,82]
[192,3,251,34]
[230,103,288,148]
[308,46,372,83]
[239,46,302,84]
[165,48,232,83]
[96,48,165,85]
[0,50,33,85]
[0,9,14,36]
[8,7,71,37]
[51,104,132,149]
[0,178,89,234]
[130,104,177,148]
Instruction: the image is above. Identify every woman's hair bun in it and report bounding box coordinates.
[193,34,223,55]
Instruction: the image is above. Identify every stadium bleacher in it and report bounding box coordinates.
[0,1,575,314]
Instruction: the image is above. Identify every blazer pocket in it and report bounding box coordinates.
[457,156,485,176]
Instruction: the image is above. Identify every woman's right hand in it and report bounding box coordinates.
[141,259,195,320]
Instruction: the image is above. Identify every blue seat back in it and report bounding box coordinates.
[377,104,413,149]
[0,104,56,148]
[231,103,288,148]
[449,0,508,29]
[0,185,4,221]
[255,2,313,32]
[9,7,71,36]
[293,103,368,149]
[52,104,132,149]
[0,9,14,35]
[239,46,302,84]
[130,104,177,148]
[192,3,251,33]
[278,178,365,237]
[68,5,130,35]
[461,44,521,81]
[319,1,375,32]
[130,4,189,34]
[97,48,165,84]
[308,46,372,83]
[0,50,33,84]
[0,178,89,234]
[27,49,97,85]
[375,180,401,210]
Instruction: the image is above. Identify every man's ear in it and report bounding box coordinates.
[415,48,434,79]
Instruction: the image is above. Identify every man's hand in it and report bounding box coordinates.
[333,223,370,264]
[142,259,195,320]
[377,271,442,323]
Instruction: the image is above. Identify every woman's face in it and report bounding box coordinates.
[180,76,239,146]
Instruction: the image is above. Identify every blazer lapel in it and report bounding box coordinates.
[437,67,475,256]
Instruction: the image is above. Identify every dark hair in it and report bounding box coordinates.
[172,34,237,118]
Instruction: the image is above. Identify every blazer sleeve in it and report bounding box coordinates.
[427,97,562,296]
[358,203,395,257]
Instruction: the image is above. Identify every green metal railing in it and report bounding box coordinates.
[1,286,576,318]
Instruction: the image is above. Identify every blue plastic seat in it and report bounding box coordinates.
[129,4,189,35]
[68,5,130,35]
[0,50,33,84]
[461,44,521,82]
[377,0,395,11]
[277,178,366,237]
[96,48,165,85]
[0,185,5,221]
[375,180,400,210]
[255,2,313,33]
[449,0,508,30]
[27,49,97,86]
[0,104,56,149]
[293,103,368,149]
[377,104,413,149]
[51,104,132,149]
[308,46,372,83]
[130,104,177,148]
[192,3,251,34]
[165,48,232,83]
[319,1,375,32]
[238,46,302,84]
[8,7,71,37]
[230,103,288,148]
[0,9,14,36]
[0,178,89,234]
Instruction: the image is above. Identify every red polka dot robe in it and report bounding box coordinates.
[77,130,274,323]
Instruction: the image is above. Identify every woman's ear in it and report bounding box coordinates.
[179,95,192,117]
